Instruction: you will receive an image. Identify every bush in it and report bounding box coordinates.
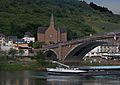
[34,50,45,66]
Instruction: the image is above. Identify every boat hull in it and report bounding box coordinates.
[48,71,120,76]
[47,71,85,76]
[47,68,87,76]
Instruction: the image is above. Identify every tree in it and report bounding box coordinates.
[8,48,17,59]
[18,49,24,56]
[33,41,45,49]
[0,50,8,60]
[34,50,45,66]
[67,29,78,40]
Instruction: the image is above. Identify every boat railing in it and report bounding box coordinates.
[52,61,70,68]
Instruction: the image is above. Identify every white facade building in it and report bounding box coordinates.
[0,38,5,46]
[22,32,35,43]
[85,44,120,58]
[22,36,35,43]
[85,46,101,57]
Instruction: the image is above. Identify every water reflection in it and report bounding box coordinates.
[0,71,120,85]
[47,75,120,85]
[0,71,36,85]
[47,75,83,85]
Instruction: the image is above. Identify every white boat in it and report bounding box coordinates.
[47,61,87,75]
[47,68,87,75]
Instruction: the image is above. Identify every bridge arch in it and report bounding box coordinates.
[44,49,58,61]
[64,41,107,61]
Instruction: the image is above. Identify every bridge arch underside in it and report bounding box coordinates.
[64,41,107,61]
[44,50,58,61]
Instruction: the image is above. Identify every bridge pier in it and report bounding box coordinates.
[58,43,62,61]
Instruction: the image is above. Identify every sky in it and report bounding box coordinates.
[84,0,120,14]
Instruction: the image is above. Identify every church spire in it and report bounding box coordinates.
[50,14,55,28]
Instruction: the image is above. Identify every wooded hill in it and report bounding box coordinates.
[0,0,120,40]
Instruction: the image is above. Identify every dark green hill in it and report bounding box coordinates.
[0,0,120,40]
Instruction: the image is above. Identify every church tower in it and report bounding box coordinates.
[37,14,67,44]
[49,14,55,29]
[45,14,58,44]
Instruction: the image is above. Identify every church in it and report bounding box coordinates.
[37,14,67,44]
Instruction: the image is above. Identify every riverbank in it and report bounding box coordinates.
[0,62,57,71]
[0,63,42,71]
[1,60,120,71]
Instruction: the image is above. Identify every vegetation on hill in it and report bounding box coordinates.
[0,0,120,40]
[89,2,113,14]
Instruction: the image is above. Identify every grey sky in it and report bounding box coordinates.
[84,0,120,14]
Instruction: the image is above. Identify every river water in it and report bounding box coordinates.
[0,71,120,85]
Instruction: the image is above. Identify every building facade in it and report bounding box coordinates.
[22,32,35,43]
[0,33,6,46]
[37,14,67,44]
[85,44,120,59]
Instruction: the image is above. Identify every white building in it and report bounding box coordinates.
[85,44,120,58]
[85,46,101,57]
[22,32,35,43]
[22,36,35,43]
[0,33,6,46]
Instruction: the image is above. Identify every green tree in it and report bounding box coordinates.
[0,50,8,60]
[33,41,45,49]
[67,29,79,40]
[8,48,17,59]
[34,50,45,66]
[0,0,119,38]
[18,49,24,56]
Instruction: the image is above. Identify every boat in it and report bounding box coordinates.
[47,67,87,75]
[47,61,120,76]
[47,61,87,75]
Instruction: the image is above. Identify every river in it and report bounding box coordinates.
[0,71,120,85]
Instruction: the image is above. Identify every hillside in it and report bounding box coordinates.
[0,0,120,40]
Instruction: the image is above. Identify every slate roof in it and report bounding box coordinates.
[8,36,17,41]
[59,27,67,33]
[37,27,48,33]
[13,39,26,44]
[37,14,67,34]
[0,33,5,37]
[25,32,33,37]
[37,27,67,34]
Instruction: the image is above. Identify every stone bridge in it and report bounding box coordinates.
[42,33,120,62]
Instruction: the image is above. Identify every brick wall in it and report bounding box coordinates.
[37,33,45,42]
[61,33,67,42]
[45,26,58,44]
[52,44,76,61]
